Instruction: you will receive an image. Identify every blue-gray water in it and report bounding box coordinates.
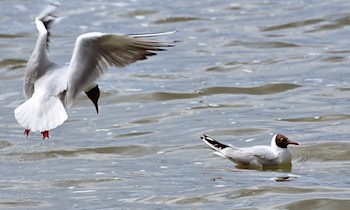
[1,0,350,209]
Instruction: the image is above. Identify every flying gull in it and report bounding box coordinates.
[14,4,176,139]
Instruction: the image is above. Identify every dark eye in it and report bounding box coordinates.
[280,138,286,142]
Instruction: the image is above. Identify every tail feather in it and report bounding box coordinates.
[14,94,68,132]
[213,151,228,158]
[201,134,229,153]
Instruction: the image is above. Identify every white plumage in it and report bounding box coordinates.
[201,134,299,169]
[14,4,176,139]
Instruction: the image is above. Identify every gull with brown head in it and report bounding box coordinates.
[201,134,299,170]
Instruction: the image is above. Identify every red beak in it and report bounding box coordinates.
[287,140,299,145]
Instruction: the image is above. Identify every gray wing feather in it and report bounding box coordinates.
[24,4,59,98]
[65,32,176,106]
[249,146,277,161]
[222,146,277,165]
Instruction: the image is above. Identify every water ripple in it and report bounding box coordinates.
[293,142,350,162]
[120,185,349,206]
[114,131,154,138]
[5,145,166,161]
[0,141,13,149]
[277,198,350,210]
[0,200,48,208]
[104,83,301,104]
[154,16,207,24]
[121,9,158,18]
[279,114,350,122]
[203,128,265,137]
[322,56,347,63]
[224,40,300,49]
[260,18,325,31]
[198,83,301,95]
[0,33,30,39]
[0,58,27,70]
[306,15,350,33]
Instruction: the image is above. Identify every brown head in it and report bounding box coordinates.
[275,134,299,148]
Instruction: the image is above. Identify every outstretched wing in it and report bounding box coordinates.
[24,3,59,98]
[36,3,59,49]
[65,31,176,106]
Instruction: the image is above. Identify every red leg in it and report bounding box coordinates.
[24,129,30,137]
[41,131,49,140]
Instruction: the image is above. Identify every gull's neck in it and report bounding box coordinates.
[270,134,292,164]
[270,134,288,152]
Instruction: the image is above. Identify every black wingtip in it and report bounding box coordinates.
[37,4,59,50]
[85,85,100,114]
[201,134,229,150]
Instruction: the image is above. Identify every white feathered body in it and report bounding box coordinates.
[14,5,175,135]
[220,145,292,167]
[202,134,295,169]
[15,66,69,132]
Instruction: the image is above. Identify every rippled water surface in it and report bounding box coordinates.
[1,0,350,209]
